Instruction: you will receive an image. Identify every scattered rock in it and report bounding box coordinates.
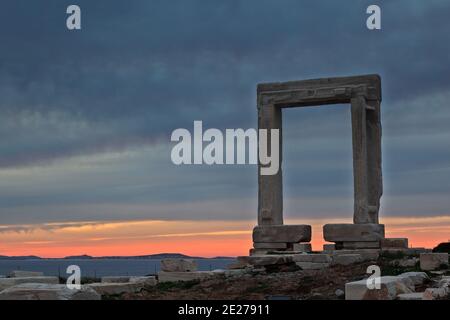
[420,253,449,271]
[88,282,144,296]
[335,289,345,298]
[397,272,430,286]
[160,259,198,272]
[345,276,414,300]
[129,276,157,286]
[423,287,448,300]
[0,276,59,291]
[8,270,44,278]
[397,292,424,300]
[101,276,131,283]
[0,283,100,300]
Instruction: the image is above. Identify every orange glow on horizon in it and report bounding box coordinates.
[0,216,449,258]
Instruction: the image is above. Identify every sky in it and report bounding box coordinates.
[0,1,450,257]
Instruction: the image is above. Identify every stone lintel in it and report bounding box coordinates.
[257,74,381,102]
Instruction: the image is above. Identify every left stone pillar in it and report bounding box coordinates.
[257,103,283,225]
[251,94,312,256]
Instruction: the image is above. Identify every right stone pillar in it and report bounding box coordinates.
[324,91,385,249]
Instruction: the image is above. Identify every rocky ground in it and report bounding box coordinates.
[1,249,448,300]
[115,253,450,300]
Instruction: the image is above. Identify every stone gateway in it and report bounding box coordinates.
[252,74,385,252]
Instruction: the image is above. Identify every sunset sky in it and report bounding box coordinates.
[1,1,450,257]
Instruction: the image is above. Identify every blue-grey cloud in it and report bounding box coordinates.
[0,0,449,223]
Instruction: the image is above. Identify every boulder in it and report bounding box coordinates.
[420,253,449,271]
[333,254,363,266]
[397,272,429,286]
[345,276,414,300]
[323,224,385,242]
[0,276,59,291]
[0,283,100,300]
[9,270,44,278]
[160,259,198,272]
[252,225,311,243]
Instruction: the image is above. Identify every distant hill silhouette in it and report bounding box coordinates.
[0,253,235,260]
[0,255,41,260]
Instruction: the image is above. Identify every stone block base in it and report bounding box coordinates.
[253,242,288,249]
[252,242,312,254]
[253,225,311,243]
[323,223,385,242]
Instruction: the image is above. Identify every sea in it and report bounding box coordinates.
[0,258,237,278]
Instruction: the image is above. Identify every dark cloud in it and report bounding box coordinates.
[0,1,449,223]
[1,0,449,167]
